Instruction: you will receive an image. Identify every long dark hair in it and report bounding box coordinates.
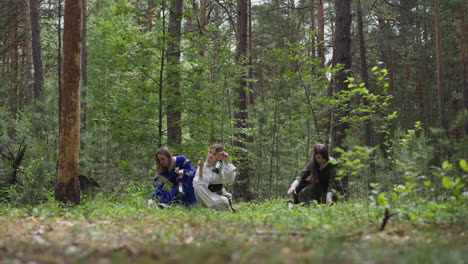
[309,144,330,183]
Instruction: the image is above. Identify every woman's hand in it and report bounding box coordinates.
[219,151,229,164]
[197,157,204,168]
[287,187,297,195]
[177,170,184,179]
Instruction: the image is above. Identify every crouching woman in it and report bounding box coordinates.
[151,147,197,207]
[287,144,348,205]
[193,144,236,211]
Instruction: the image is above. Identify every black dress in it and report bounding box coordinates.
[294,161,347,204]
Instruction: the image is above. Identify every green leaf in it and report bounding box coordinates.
[459,159,468,172]
[442,161,453,172]
[377,193,388,205]
[424,181,433,188]
[442,176,453,189]
[408,213,419,221]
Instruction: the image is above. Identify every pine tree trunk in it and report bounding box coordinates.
[148,0,153,31]
[57,0,62,110]
[24,0,34,105]
[434,0,447,130]
[233,0,252,201]
[30,0,44,101]
[9,3,19,129]
[248,0,253,104]
[317,0,325,67]
[460,4,467,134]
[56,0,82,205]
[309,0,315,58]
[276,0,280,20]
[331,0,351,152]
[357,0,372,147]
[166,0,183,147]
[199,0,207,56]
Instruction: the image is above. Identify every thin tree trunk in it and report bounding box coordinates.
[248,0,253,105]
[56,0,82,205]
[276,0,280,20]
[317,0,325,67]
[460,4,467,134]
[7,3,20,136]
[423,63,430,131]
[434,0,447,130]
[158,0,167,148]
[24,0,34,105]
[268,98,278,199]
[30,0,44,101]
[199,0,207,56]
[166,0,183,147]
[331,0,352,152]
[148,0,153,31]
[357,0,372,147]
[58,0,62,114]
[309,0,315,58]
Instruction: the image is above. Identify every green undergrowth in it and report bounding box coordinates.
[0,192,467,263]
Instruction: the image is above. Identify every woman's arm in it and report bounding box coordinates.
[178,156,196,180]
[218,151,236,183]
[326,164,338,204]
[197,157,204,179]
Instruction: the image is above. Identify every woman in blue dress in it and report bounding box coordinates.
[151,147,197,207]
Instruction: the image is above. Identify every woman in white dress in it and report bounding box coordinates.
[193,144,236,211]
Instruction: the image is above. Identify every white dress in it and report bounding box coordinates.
[193,163,236,211]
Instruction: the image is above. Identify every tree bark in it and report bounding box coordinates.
[434,0,447,130]
[233,0,252,201]
[317,0,325,67]
[357,0,372,147]
[276,0,280,20]
[56,0,82,205]
[57,0,62,111]
[157,0,167,148]
[81,0,88,148]
[30,0,44,101]
[309,0,315,58]
[24,0,34,105]
[460,4,467,134]
[199,0,207,56]
[331,0,352,151]
[148,0,154,31]
[247,0,253,106]
[166,0,183,147]
[8,3,19,132]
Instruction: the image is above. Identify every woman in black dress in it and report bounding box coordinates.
[287,144,347,204]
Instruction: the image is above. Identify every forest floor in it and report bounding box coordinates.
[0,198,467,263]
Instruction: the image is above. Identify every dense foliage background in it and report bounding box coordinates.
[1,0,466,202]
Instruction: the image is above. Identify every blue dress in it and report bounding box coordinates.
[152,156,197,206]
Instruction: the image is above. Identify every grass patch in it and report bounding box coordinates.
[0,192,467,263]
